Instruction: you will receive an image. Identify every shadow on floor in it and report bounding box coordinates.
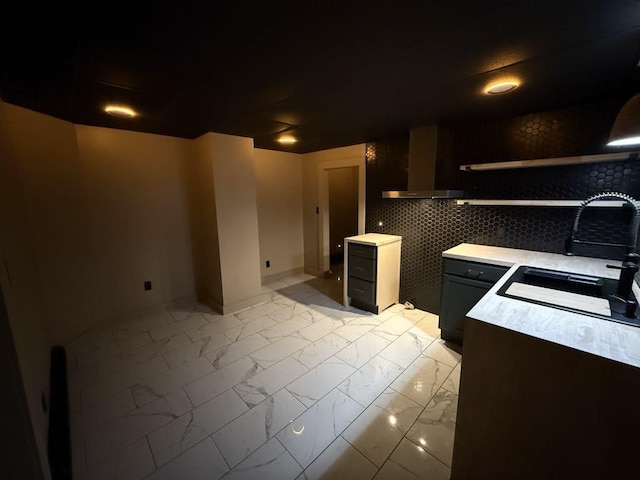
[302,263,344,305]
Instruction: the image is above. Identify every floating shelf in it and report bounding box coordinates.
[456,200,627,207]
[460,151,640,172]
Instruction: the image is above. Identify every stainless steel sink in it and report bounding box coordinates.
[496,265,640,327]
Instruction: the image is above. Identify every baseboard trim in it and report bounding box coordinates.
[304,266,322,277]
[261,267,305,285]
[201,293,270,315]
[108,295,198,325]
[62,295,198,346]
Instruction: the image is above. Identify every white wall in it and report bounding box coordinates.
[254,148,304,281]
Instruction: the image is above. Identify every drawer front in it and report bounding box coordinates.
[348,277,376,305]
[348,243,377,259]
[348,255,376,281]
[444,258,509,283]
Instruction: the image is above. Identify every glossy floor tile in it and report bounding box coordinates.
[67,272,462,480]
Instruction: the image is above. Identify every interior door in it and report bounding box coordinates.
[328,166,359,272]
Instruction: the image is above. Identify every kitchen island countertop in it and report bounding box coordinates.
[442,243,640,368]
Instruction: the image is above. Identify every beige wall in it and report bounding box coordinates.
[254,148,304,281]
[0,99,362,477]
[5,103,97,345]
[302,144,366,275]
[4,103,196,344]
[191,133,262,312]
[189,137,223,306]
[0,98,363,479]
[75,125,196,333]
[0,101,52,477]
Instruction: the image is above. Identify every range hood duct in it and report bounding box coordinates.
[382,125,464,199]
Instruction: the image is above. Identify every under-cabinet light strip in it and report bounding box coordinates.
[460,151,639,172]
[456,200,626,207]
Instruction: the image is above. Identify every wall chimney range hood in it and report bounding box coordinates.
[382,125,464,199]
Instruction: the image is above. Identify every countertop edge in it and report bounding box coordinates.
[345,233,402,246]
[442,243,640,369]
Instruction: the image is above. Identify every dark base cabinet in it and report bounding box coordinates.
[439,258,508,345]
[344,234,402,315]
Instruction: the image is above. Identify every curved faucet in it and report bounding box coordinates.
[564,191,640,256]
[564,191,640,318]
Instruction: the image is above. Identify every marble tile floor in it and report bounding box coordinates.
[66,272,462,480]
[302,263,345,305]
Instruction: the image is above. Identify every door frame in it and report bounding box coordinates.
[317,158,365,275]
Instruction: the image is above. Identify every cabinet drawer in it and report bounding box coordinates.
[348,243,377,259]
[444,258,509,283]
[348,255,376,281]
[348,277,376,305]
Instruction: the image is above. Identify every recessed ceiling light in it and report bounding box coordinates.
[484,80,519,95]
[104,104,137,118]
[277,134,297,144]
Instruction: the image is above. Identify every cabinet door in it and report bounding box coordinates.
[439,274,491,335]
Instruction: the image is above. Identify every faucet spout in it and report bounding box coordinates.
[565,192,640,256]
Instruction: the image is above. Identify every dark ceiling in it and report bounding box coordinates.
[2,0,640,154]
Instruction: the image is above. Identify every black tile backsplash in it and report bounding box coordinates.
[365,96,640,314]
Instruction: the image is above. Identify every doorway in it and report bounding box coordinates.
[309,166,360,304]
[315,156,365,305]
[328,166,359,277]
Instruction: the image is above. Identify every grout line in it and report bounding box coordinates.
[145,435,159,472]
[209,433,233,471]
[403,434,453,470]
[339,434,382,471]
[274,436,306,473]
[70,294,444,478]
[395,385,458,468]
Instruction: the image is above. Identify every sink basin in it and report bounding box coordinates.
[496,265,640,327]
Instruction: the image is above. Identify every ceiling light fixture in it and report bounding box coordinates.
[104,104,137,118]
[484,80,519,95]
[607,92,640,146]
[277,134,297,144]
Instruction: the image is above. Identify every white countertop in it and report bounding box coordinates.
[345,233,402,246]
[442,243,640,368]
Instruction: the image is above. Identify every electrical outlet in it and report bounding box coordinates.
[266,260,270,268]
[144,281,152,291]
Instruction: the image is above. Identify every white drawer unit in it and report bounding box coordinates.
[344,233,402,314]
